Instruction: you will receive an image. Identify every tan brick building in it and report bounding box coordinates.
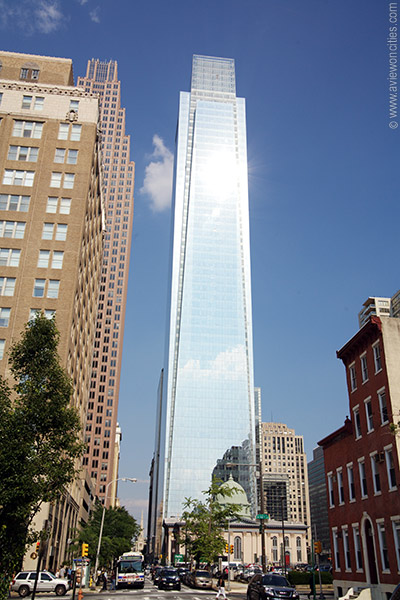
[0,51,104,569]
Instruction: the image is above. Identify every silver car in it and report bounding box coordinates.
[11,571,69,597]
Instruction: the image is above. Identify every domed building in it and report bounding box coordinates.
[216,475,252,520]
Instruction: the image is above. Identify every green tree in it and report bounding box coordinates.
[181,478,241,566]
[0,314,85,599]
[76,505,140,567]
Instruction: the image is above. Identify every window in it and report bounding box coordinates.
[20,67,40,81]
[271,536,278,562]
[47,280,59,298]
[55,224,67,241]
[353,406,361,438]
[0,248,21,267]
[337,468,344,504]
[54,148,66,163]
[21,95,32,109]
[2,170,34,187]
[358,459,367,497]
[0,308,11,327]
[69,100,79,110]
[0,221,25,239]
[352,525,363,571]
[332,528,340,570]
[37,250,50,268]
[42,223,67,241]
[347,464,355,501]
[33,279,45,297]
[51,251,64,269]
[67,150,78,164]
[392,518,400,571]
[46,197,71,215]
[361,354,368,383]
[371,454,381,494]
[22,96,43,110]
[0,339,5,360]
[328,472,334,507]
[8,146,38,162]
[29,309,55,320]
[0,194,30,212]
[385,447,396,489]
[63,173,75,189]
[349,364,357,391]
[58,123,81,141]
[50,172,62,188]
[42,223,54,240]
[373,343,382,373]
[0,277,16,296]
[378,388,388,425]
[12,120,43,139]
[377,522,390,571]
[365,397,373,432]
[343,528,351,571]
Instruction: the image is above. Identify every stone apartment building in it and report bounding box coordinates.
[0,50,104,569]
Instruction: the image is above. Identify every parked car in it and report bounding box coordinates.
[177,567,189,581]
[247,573,299,600]
[11,572,68,597]
[188,570,212,589]
[240,567,262,582]
[157,568,181,590]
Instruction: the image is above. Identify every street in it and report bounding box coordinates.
[10,578,333,600]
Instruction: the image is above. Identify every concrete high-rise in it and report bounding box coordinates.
[161,55,256,520]
[77,60,134,506]
[0,50,104,569]
[260,422,311,531]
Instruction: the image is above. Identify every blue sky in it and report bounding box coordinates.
[1,0,399,525]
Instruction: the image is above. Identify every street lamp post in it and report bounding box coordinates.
[93,477,137,582]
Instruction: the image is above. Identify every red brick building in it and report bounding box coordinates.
[319,316,400,600]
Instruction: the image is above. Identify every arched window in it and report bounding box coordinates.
[296,537,302,561]
[234,536,241,560]
[284,536,289,547]
[296,536,301,547]
[271,537,278,562]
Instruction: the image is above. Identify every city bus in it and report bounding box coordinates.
[115,552,145,589]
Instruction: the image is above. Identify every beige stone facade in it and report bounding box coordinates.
[0,50,104,570]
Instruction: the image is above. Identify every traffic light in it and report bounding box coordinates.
[314,541,322,554]
[82,543,89,557]
[225,544,229,553]
[35,541,40,552]
[230,545,233,554]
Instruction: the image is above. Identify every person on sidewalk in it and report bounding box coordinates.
[216,575,227,600]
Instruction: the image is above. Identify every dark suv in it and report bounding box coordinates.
[247,573,299,600]
[158,568,181,590]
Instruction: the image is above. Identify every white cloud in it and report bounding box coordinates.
[140,135,173,213]
[0,0,64,34]
[89,6,100,23]
[35,0,63,33]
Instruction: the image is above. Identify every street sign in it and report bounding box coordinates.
[174,554,184,562]
[256,513,269,519]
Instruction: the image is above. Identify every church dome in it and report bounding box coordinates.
[217,475,252,519]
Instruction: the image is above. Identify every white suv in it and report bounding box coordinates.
[11,571,68,597]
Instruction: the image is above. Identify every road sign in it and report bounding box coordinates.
[174,554,184,562]
[256,513,269,519]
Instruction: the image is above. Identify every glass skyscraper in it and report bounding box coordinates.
[163,55,256,519]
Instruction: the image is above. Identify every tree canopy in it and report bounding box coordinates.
[77,505,140,567]
[181,478,242,565]
[0,314,85,599]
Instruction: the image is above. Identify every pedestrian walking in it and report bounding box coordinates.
[101,571,108,591]
[216,575,227,600]
[307,572,316,599]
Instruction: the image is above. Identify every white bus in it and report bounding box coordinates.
[115,552,145,589]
